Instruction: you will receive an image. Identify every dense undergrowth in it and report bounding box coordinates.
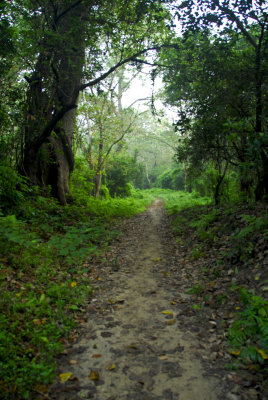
[167,202,268,374]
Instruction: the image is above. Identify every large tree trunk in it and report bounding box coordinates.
[20,1,88,204]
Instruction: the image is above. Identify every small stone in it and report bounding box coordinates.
[210,352,217,361]
[226,393,240,400]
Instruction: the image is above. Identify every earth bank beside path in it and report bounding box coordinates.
[48,200,246,400]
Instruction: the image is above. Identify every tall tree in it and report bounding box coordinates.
[9,0,173,204]
[167,0,268,200]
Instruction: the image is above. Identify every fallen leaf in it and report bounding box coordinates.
[231,350,240,357]
[232,375,243,384]
[159,355,169,360]
[128,344,137,349]
[89,370,99,380]
[69,359,78,364]
[161,310,172,315]
[170,301,176,305]
[108,364,116,371]
[153,257,161,261]
[165,319,175,325]
[59,372,73,383]
[70,282,77,288]
[114,305,123,310]
[247,364,259,371]
[35,384,48,393]
[92,354,102,358]
[256,349,268,359]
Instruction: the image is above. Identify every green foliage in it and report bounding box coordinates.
[187,164,243,203]
[191,245,205,260]
[70,156,95,198]
[190,208,220,241]
[155,166,185,191]
[161,18,268,201]
[228,288,268,369]
[0,165,30,215]
[187,284,204,295]
[0,194,123,399]
[150,189,211,214]
[105,156,145,197]
[0,274,91,398]
[100,184,111,199]
[228,214,268,263]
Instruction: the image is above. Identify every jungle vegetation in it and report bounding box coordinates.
[0,0,267,398]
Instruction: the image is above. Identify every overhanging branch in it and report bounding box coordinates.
[214,0,258,49]
[35,44,179,149]
[78,44,179,93]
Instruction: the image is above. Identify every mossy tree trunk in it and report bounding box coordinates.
[21,1,88,204]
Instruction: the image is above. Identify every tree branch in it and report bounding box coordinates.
[56,0,84,23]
[33,44,178,151]
[214,0,258,49]
[127,97,151,108]
[32,104,77,151]
[132,58,168,68]
[78,44,179,93]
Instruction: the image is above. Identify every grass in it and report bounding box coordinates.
[0,195,122,399]
[0,187,211,398]
[138,188,211,213]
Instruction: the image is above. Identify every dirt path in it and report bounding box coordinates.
[50,200,231,400]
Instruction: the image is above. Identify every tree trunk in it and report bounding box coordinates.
[214,162,228,206]
[94,172,102,198]
[255,149,268,201]
[20,1,88,204]
[94,135,104,198]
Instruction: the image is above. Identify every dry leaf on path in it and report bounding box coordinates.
[159,355,169,360]
[59,372,73,383]
[35,384,48,393]
[165,319,176,325]
[89,370,100,380]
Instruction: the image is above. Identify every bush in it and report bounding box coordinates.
[70,156,95,199]
[155,166,185,190]
[0,165,29,215]
[105,156,143,197]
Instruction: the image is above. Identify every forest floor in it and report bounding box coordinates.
[48,199,267,400]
